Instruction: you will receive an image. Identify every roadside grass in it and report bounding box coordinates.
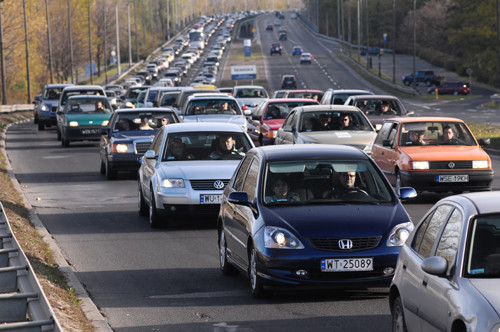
[0,112,94,331]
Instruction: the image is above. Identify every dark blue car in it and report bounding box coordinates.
[218,144,416,297]
[99,108,180,179]
[34,83,74,130]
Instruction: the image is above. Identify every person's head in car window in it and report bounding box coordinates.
[95,101,105,112]
[409,130,426,145]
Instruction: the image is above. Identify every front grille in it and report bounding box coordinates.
[134,140,152,155]
[429,160,472,169]
[309,236,382,252]
[190,179,229,190]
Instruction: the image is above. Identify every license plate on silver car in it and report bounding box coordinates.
[321,258,373,272]
[437,175,469,183]
[200,194,222,204]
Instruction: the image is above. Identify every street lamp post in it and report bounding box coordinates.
[88,0,93,84]
[23,0,31,104]
[412,0,416,89]
[45,0,53,83]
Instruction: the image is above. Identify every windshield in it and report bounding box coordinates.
[113,112,175,131]
[264,101,318,120]
[43,87,64,100]
[299,111,373,131]
[287,91,323,101]
[263,160,393,205]
[66,98,112,114]
[160,92,180,106]
[162,132,252,161]
[185,99,242,115]
[234,88,268,98]
[466,214,500,278]
[399,122,477,146]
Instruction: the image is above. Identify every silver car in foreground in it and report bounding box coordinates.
[390,191,500,332]
[138,122,254,228]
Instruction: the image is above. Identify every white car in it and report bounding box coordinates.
[138,123,254,227]
[300,53,312,64]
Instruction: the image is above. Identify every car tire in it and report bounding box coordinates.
[56,129,61,141]
[62,138,70,147]
[34,115,38,124]
[149,188,163,228]
[138,184,148,217]
[219,228,238,275]
[105,160,117,180]
[403,80,410,86]
[453,91,459,96]
[392,296,408,332]
[249,244,269,298]
[38,122,45,130]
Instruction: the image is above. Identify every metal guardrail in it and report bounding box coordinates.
[0,105,34,114]
[0,201,61,331]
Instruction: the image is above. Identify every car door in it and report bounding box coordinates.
[275,111,297,144]
[398,204,455,331]
[142,128,165,204]
[225,156,260,268]
[371,122,399,183]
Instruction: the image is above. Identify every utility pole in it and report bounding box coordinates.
[23,0,31,104]
[88,0,93,84]
[115,2,121,75]
[412,0,416,89]
[392,0,396,83]
[45,0,53,83]
[103,0,108,85]
[127,2,132,67]
[0,0,7,105]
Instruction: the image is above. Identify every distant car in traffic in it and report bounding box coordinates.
[390,191,500,332]
[427,81,470,96]
[281,75,297,89]
[282,89,323,101]
[233,85,269,114]
[371,117,494,194]
[34,83,74,131]
[266,24,273,31]
[270,43,282,55]
[299,53,312,64]
[320,88,373,105]
[99,108,180,179]
[138,123,254,227]
[217,144,416,297]
[292,46,303,56]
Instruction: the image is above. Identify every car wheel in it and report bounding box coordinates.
[149,188,163,228]
[392,296,408,332]
[249,245,269,298]
[34,115,38,124]
[38,122,45,130]
[138,184,148,217]
[56,129,61,141]
[219,228,238,275]
[403,80,410,86]
[453,91,459,96]
[99,160,105,175]
[395,171,402,196]
[62,138,70,147]
[105,160,117,180]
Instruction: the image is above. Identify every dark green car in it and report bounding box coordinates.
[57,95,113,147]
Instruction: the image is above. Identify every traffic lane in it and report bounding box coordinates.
[6,121,395,330]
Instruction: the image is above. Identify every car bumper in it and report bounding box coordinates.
[400,169,494,192]
[107,153,141,172]
[156,189,225,216]
[62,126,103,142]
[38,111,57,125]
[254,246,400,290]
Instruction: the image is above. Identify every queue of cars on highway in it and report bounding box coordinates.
[29,10,499,330]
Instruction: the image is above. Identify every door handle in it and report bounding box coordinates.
[422,277,428,287]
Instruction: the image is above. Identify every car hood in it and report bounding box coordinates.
[183,115,246,126]
[110,130,157,141]
[158,160,240,179]
[236,98,268,108]
[65,113,111,125]
[399,145,489,160]
[469,279,500,317]
[298,130,376,146]
[263,118,286,130]
[41,100,59,107]
[261,203,407,239]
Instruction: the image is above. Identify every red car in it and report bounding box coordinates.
[427,81,470,96]
[247,98,320,145]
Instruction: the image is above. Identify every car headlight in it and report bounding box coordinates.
[473,160,489,169]
[387,221,414,247]
[412,161,429,170]
[264,226,304,249]
[40,105,48,111]
[69,121,79,127]
[102,120,109,126]
[112,143,131,153]
[161,178,185,188]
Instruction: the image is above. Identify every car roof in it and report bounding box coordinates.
[63,85,104,91]
[286,89,323,93]
[385,116,466,124]
[45,83,74,89]
[115,108,175,114]
[440,192,500,216]
[326,89,372,93]
[294,105,363,113]
[67,95,108,100]
[266,98,319,104]
[164,122,246,133]
[188,93,235,100]
[252,144,368,161]
[234,85,266,89]
[347,95,400,101]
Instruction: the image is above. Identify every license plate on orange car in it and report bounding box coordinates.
[200,194,222,204]
[437,175,469,183]
[321,258,373,272]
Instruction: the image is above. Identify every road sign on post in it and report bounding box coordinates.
[244,39,251,57]
[231,65,257,80]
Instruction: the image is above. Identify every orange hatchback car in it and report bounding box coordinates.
[372,117,494,194]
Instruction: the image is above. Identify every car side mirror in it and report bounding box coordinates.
[282,125,292,132]
[421,256,448,277]
[382,139,393,147]
[228,191,251,206]
[144,150,157,160]
[398,187,417,200]
[479,138,490,146]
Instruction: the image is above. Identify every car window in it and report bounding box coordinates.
[374,122,395,145]
[184,99,241,115]
[242,158,259,201]
[435,208,462,274]
[412,204,453,258]
[233,156,254,191]
[299,111,372,131]
[466,214,500,277]
[66,97,112,113]
[113,112,176,131]
[399,122,476,146]
[150,127,164,155]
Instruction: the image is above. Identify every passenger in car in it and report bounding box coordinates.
[167,138,194,161]
[265,176,300,202]
[339,114,354,130]
[439,126,459,144]
[210,135,245,160]
[408,130,426,145]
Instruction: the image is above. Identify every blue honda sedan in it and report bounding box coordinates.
[217,144,416,297]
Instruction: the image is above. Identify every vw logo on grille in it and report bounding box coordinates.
[213,180,225,189]
[338,239,353,250]
[448,162,456,169]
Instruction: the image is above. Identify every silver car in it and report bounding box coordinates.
[138,122,254,228]
[390,191,500,332]
[274,105,377,155]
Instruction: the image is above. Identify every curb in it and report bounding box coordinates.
[1,118,113,332]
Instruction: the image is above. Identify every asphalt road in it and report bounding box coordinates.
[5,13,500,332]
